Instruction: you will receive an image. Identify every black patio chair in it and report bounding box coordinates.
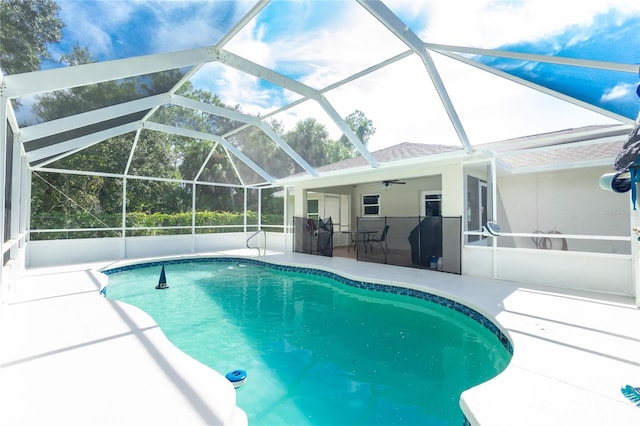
[369,225,389,253]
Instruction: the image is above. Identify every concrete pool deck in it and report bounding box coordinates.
[1,250,639,425]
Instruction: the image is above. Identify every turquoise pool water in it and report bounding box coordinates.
[104,260,511,425]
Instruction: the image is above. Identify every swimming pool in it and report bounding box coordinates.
[103,258,512,425]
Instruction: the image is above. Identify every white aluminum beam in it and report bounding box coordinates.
[4,47,216,98]
[157,1,271,121]
[193,141,221,181]
[171,94,261,125]
[216,51,381,167]
[171,94,319,175]
[317,95,378,167]
[257,123,319,176]
[123,129,142,175]
[37,167,124,179]
[32,149,76,170]
[256,50,414,124]
[321,49,414,94]
[19,94,168,143]
[143,121,275,184]
[357,0,474,153]
[0,93,7,280]
[37,166,246,189]
[217,50,320,99]
[27,122,141,164]
[425,42,640,74]
[216,1,271,49]
[430,48,635,126]
[222,145,247,187]
[5,99,19,133]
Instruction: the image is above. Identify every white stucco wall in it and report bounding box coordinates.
[352,174,442,218]
[496,166,631,254]
[26,232,290,268]
[463,245,633,296]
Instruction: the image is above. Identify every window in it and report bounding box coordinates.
[467,176,487,243]
[307,199,319,221]
[421,191,442,217]
[362,194,380,216]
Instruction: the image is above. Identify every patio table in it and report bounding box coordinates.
[342,230,378,253]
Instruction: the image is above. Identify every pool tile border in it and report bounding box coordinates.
[103,257,513,355]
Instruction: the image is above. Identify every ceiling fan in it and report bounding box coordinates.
[382,179,406,189]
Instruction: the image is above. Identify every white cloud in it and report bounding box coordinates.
[601,83,635,102]
[57,1,121,58]
[57,0,634,150]
[143,1,235,50]
[57,0,254,59]
[214,0,634,150]
[390,0,640,48]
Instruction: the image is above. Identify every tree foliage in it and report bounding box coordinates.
[13,1,376,233]
[284,117,330,169]
[31,101,375,231]
[338,109,376,157]
[0,0,64,75]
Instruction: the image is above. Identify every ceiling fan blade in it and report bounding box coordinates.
[382,180,406,187]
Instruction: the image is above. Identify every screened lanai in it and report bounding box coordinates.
[2,0,640,298]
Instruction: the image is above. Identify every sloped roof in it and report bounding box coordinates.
[316,142,462,172]
[307,124,632,181]
[495,139,624,173]
[478,124,630,152]
[482,124,632,173]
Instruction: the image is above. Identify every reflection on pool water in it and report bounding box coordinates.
[104,259,511,426]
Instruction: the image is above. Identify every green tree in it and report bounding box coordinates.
[32,45,167,121]
[345,110,375,145]
[227,119,298,181]
[282,111,375,167]
[154,82,247,211]
[284,117,330,169]
[29,46,188,225]
[335,109,376,159]
[0,0,64,75]
[17,3,374,231]
[125,130,186,213]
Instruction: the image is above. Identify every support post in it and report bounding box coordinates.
[632,206,640,308]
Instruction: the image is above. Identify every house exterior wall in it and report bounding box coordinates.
[291,158,633,297]
[461,164,634,296]
[496,166,631,254]
[441,163,465,217]
[345,163,465,221]
[351,175,442,218]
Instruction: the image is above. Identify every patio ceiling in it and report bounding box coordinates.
[4,0,640,188]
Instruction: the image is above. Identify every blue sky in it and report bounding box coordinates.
[40,0,640,149]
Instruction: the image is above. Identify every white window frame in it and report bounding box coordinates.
[307,198,319,222]
[421,190,442,217]
[362,193,381,216]
[466,175,488,243]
